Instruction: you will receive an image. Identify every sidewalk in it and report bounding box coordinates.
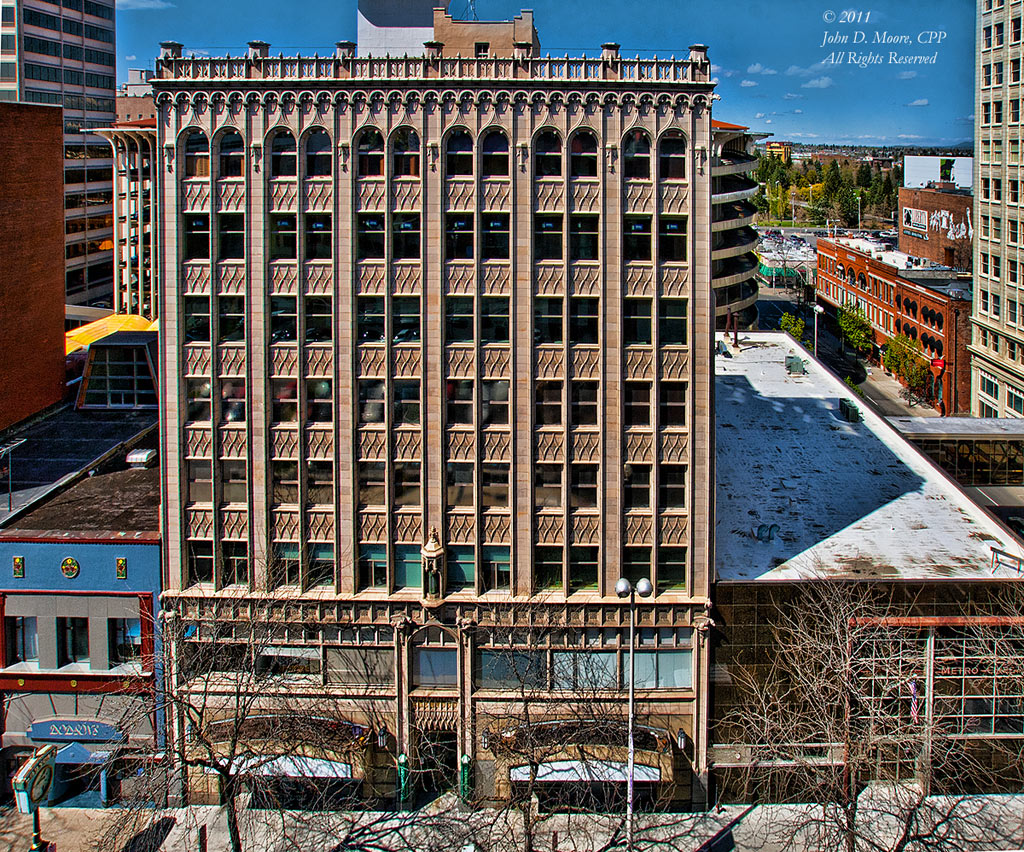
[856,365,942,419]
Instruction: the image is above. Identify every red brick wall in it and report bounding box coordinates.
[897,187,973,270]
[0,104,66,432]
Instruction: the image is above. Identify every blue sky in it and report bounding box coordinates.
[115,0,975,146]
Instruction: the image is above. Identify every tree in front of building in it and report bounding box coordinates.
[883,333,930,403]
[779,312,806,343]
[720,581,1024,852]
[837,302,872,353]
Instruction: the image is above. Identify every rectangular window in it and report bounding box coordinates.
[392,213,420,260]
[569,545,599,592]
[394,461,420,507]
[482,545,511,592]
[659,464,687,509]
[357,213,385,259]
[270,379,297,422]
[306,378,332,422]
[534,297,563,344]
[635,648,692,689]
[446,379,473,425]
[660,382,687,427]
[447,545,475,590]
[186,378,212,421]
[392,295,420,343]
[271,460,299,504]
[218,213,244,260]
[445,213,474,260]
[414,647,458,687]
[306,460,333,505]
[305,214,331,260]
[660,299,688,345]
[358,461,386,506]
[446,295,474,344]
[358,543,387,589]
[108,618,142,667]
[534,214,563,261]
[659,216,687,262]
[481,213,509,260]
[534,464,562,509]
[358,379,386,424]
[183,213,209,260]
[571,381,599,426]
[624,382,651,428]
[220,459,247,503]
[552,650,616,690]
[187,541,214,585]
[658,547,688,591]
[624,463,650,510]
[57,617,90,667]
[570,464,599,509]
[569,214,599,261]
[395,544,422,589]
[269,213,297,260]
[481,463,509,508]
[446,462,474,508]
[480,296,509,344]
[535,380,562,426]
[622,546,651,586]
[5,617,38,666]
[482,379,509,426]
[624,216,652,262]
[184,295,210,343]
[357,296,386,343]
[304,296,332,344]
[1008,388,1024,416]
[187,459,213,503]
[624,299,652,345]
[63,18,82,36]
[394,379,420,425]
[534,545,563,590]
[569,297,599,345]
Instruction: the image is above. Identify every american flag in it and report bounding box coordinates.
[909,679,920,724]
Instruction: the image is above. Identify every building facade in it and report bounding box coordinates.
[898,186,973,271]
[763,140,790,161]
[817,237,972,414]
[97,119,159,318]
[116,68,156,122]
[154,35,717,806]
[0,102,66,431]
[972,0,1024,415]
[0,0,116,306]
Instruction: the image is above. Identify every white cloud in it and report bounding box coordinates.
[740,79,758,88]
[754,112,766,119]
[791,132,819,138]
[783,92,804,100]
[711,64,737,78]
[125,54,137,60]
[897,134,923,139]
[905,98,929,107]
[897,70,918,80]
[802,76,834,89]
[765,119,773,124]
[116,0,173,8]
[746,63,778,75]
[793,109,803,114]
[786,62,827,77]
[763,68,778,75]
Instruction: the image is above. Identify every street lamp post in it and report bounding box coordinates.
[814,304,825,356]
[616,576,653,850]
[857,192,862,231]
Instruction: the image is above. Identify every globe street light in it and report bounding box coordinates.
[616,575,653,849]
[813,304,825,356]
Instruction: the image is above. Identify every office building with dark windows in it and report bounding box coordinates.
[153,9,718,806]
[0,0,116,306]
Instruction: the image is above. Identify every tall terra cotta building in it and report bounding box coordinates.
[154,14,718,807]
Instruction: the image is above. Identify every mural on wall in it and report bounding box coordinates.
[929,206,973,241]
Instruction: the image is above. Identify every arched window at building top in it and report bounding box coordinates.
[392,128,420,178]
[481,129,509,178]
[183,130,209,178]
[623,129,651,180]
[446,129,473,177]
[659,131,687,181]
[357,128,384,177]
[218,130,243,178]
[269,130,297,178]
[304,129,332,178]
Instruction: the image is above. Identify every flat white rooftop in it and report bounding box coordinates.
[889,417,1024,438]
[715,333,1024,582]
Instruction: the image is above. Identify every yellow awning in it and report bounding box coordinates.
[65,314,153,355]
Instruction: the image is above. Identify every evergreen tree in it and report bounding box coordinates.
[823,160,842,201]
[856,161,873,189]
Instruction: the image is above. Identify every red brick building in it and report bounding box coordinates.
[898,186,973,271]
[0,104,66,432]
[816,237,972,414]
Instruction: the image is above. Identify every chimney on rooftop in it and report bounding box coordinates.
[424,40,444,61]
[513,40,533,62]
[335,40,356,61]
[159,41,183,59]
[601,42,620,63]
[247,40,270,59]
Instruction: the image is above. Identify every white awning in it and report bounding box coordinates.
[231,755,353,779]
[509,760,660,783]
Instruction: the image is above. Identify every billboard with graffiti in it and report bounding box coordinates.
[903,156,973,190]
